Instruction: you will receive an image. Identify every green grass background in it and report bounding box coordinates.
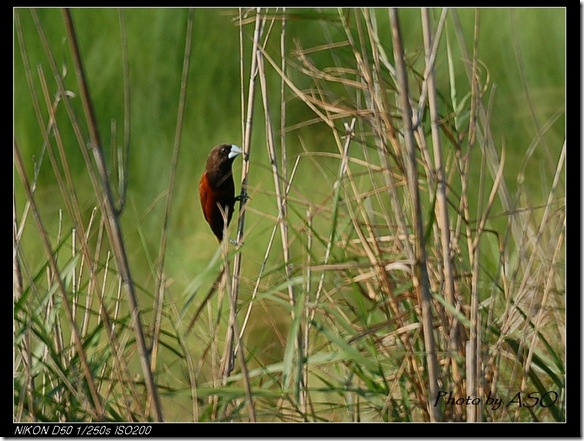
[14,6,565,279]
[14,7,565,421]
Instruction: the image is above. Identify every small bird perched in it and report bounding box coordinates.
[199,144,243,241]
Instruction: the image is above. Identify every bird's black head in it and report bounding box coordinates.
[205,144,242,185]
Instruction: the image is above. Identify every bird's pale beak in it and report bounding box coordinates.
[228,145,243,159]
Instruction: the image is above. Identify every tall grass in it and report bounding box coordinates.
[13,7,565,422]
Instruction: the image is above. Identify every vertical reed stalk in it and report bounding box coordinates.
[223,7,263,379]
[389,8,441,422]
[61,8,163,421]
[151,8,194,374]
[420,7,462,418]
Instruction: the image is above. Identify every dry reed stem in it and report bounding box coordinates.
[61,8,163,421]
[221,8,263,381]
[421,10,460,404]
[151,8,195,376]
[389,8,441,422]
[257,39,306,406]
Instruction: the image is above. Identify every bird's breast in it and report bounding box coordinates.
[199,172,235,216]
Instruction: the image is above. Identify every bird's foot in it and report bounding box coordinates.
[229,237,244,248]
[234,192,250,203]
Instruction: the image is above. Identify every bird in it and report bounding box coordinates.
[199,144,243,241]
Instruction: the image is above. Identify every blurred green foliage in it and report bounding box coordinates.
[13,5,565,303]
